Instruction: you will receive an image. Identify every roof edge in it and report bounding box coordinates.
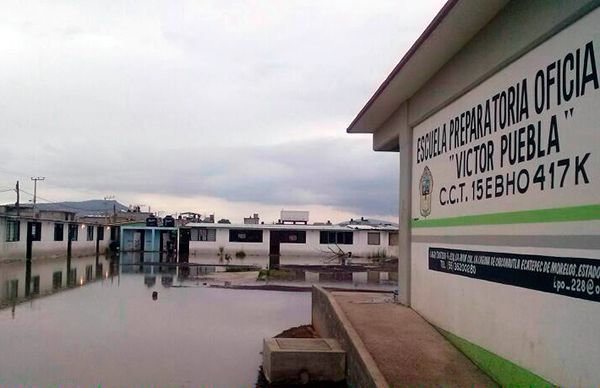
[346,0,460,134]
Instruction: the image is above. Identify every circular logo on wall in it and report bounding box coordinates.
[419,166,433,217]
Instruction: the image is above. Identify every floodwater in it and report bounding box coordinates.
[0,255,311,386]
[158,252,398,291]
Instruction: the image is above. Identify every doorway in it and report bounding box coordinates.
[269,231,281,269]
[178,228,190,260]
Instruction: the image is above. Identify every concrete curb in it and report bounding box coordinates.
[311,286,389,388]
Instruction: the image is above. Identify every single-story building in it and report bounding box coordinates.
[348,0,599,385]
[182,222,398,258]
[0,206,113,261]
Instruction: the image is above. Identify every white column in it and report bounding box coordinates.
[397,103,412,306]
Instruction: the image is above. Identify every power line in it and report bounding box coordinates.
[30,177,45,212]
[0,166,112,198]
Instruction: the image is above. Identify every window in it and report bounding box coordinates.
[319,231,353,245]
[229,229,263,243]
[110,226,118,241]
[8,279,18,300]
[54,223,64,241]
[388,232,398,246]
[279,230,306,244]
[69,224,78,241]
[190,228,216,241]
[6,220,20,242]
[86,225,94,241]
[31,276,40,295]
[30,222,42,241]
[68,268,77,286]
[85,265,93,281]
[367,232,380,245]
[52,271,62,289]
[97,226,104,241]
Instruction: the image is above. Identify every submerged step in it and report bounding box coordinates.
[263,338,346,384]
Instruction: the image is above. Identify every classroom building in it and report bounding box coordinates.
[0,205,112,261]
[348,1,599,385]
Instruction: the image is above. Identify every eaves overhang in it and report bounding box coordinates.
[347,0,509,134]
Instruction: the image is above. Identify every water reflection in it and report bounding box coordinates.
[0,253,394,385]
[0,254,311,386]
[0,254,118,309]
[1,252,396,309]
[181,253,398,291]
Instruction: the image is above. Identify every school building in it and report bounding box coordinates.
[348,1,599,385]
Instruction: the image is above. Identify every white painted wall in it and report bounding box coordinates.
[189,228,268,256]
[0,219,110,261]
[0,219,27,259]
[188,227,397,258]
[0,255,103,302]
[408,9,600,385]
[70,224,110,258]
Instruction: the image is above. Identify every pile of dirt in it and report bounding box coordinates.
[274,324,319,339]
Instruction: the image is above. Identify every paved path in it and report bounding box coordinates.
[332,292,496,387]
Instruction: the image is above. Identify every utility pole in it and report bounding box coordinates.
[15,181,20,216]
[104,195,115,222]
[30,177,45,212]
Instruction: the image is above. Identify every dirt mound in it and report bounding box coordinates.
[274,324,319,338]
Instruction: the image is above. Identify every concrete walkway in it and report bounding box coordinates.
[331,292,496,387]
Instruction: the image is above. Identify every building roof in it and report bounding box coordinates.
[338,217,398,228]
[0,204,76,216]
[0,213,107,225]
[346,0,508,134]
[183,222,397,232]
[120,224,178,231]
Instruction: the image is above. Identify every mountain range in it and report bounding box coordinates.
[35,200,129,216]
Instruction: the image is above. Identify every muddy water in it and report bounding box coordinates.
[187,253,397,291]
[0,255,310,386]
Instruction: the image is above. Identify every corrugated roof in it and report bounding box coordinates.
[183,223,396,232]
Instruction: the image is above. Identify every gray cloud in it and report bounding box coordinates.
[0,0,444,218]
[0,137,398,217]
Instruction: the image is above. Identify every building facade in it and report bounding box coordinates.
[348,1,599,385]
[0,209,112,261]
[127,223,400,258]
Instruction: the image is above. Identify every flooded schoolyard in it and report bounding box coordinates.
[0,255,310,386]
[0,253,396,386]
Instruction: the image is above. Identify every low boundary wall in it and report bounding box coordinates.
[311,286,388,388]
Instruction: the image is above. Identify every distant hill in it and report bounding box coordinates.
[36,200,129,216]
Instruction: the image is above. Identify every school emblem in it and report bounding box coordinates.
[419,166,433,217]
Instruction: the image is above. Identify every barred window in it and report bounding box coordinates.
[31,276,40,294]
[190,228,216,241]
[6,220,20,242]
[319,231,353,245]
[52,271,62,289]
[30,222,42,241]
[367,232,380,245]
[85,265,93,281]
[54,223,64,241]
[69,224,79,241]
[229,229,262,243]
[279,230,306,244]
[388,232,399,246]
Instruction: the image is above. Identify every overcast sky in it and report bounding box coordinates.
[0,0,445,223]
